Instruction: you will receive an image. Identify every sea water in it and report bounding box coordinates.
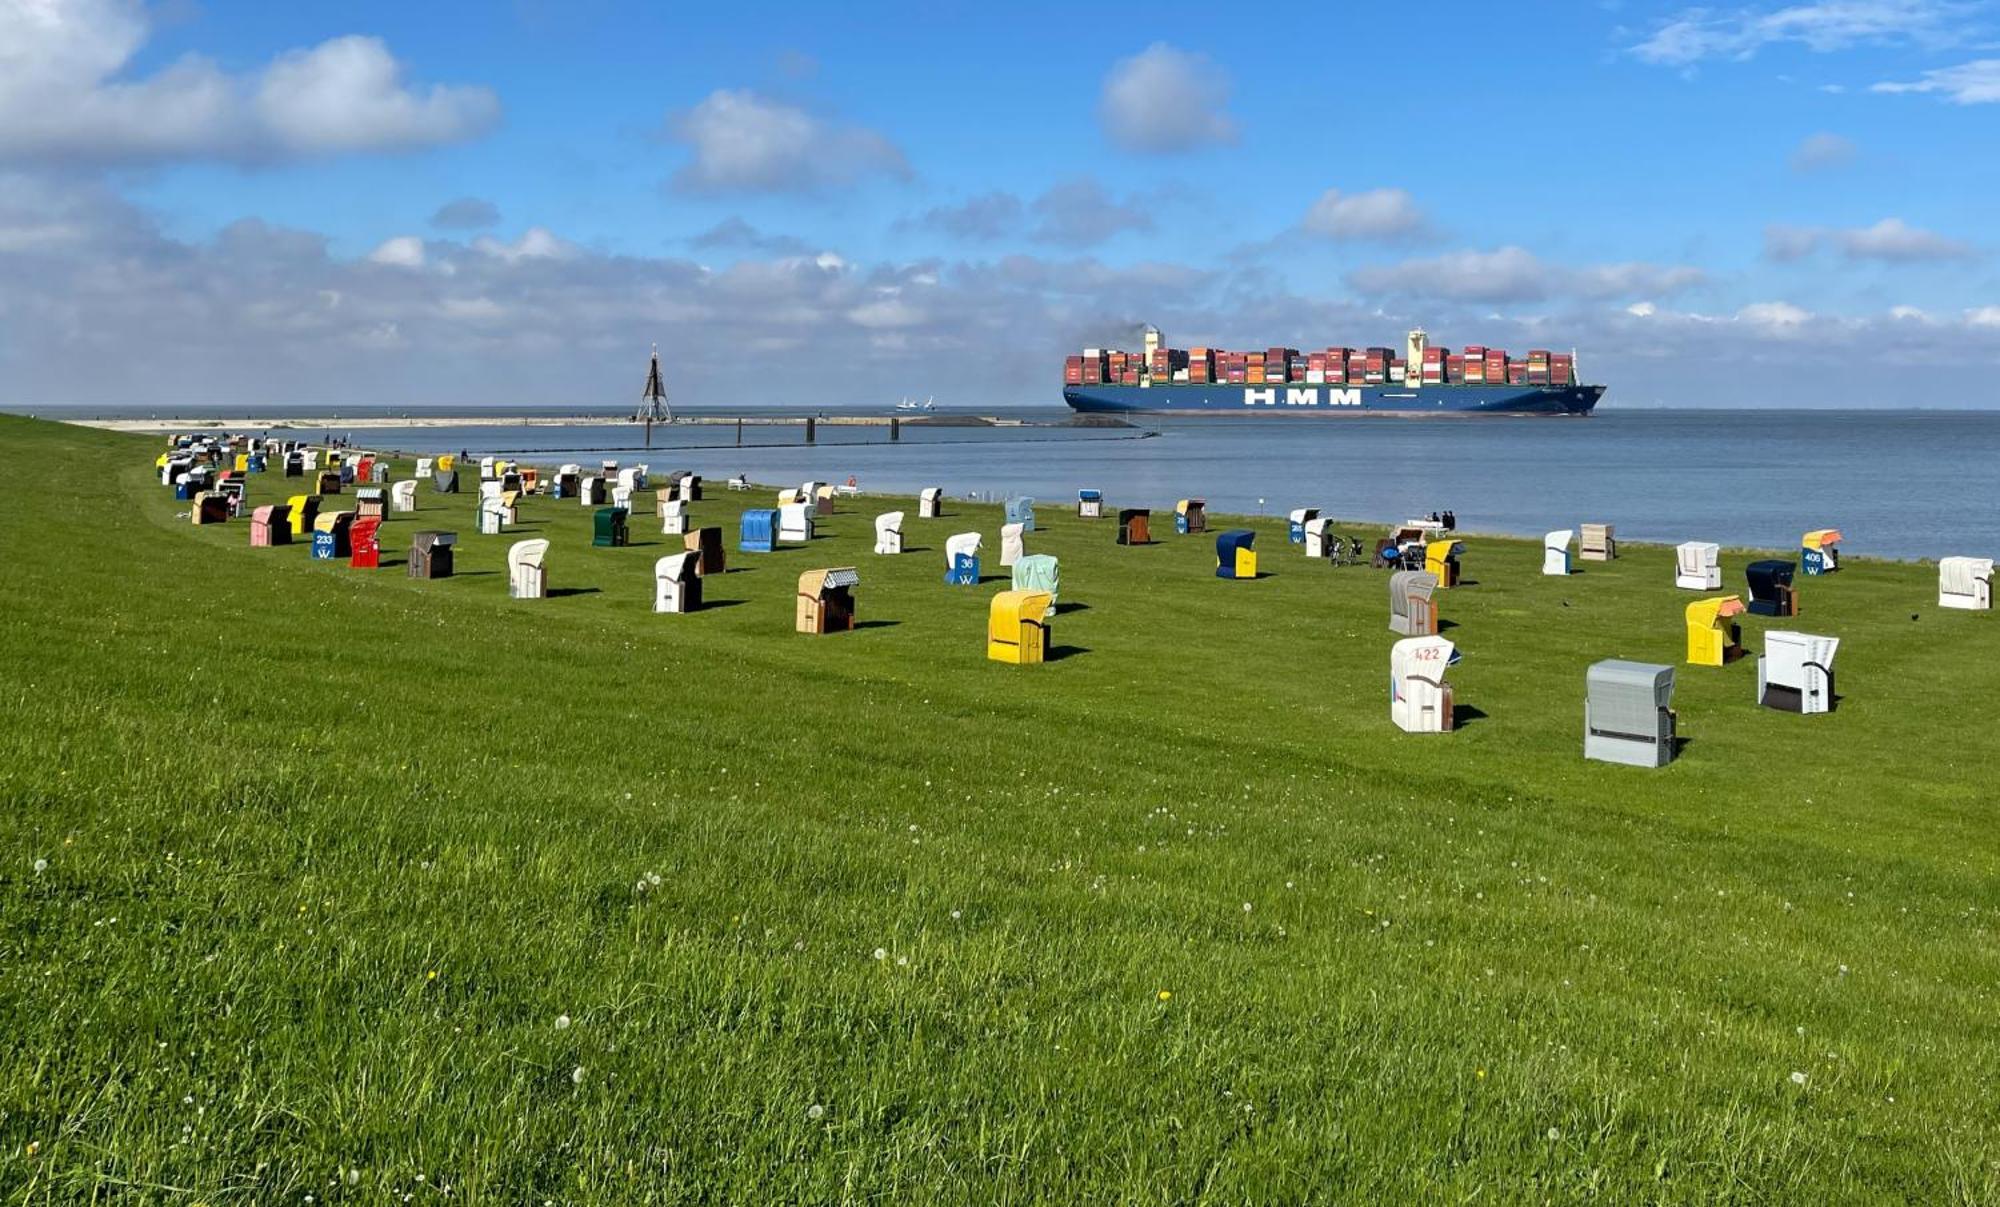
[62,405,2000,559]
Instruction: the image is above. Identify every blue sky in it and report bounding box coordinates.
[3,0,1998,408]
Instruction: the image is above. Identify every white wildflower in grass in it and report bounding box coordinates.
[949,910,962,921]
[1790,1071,1808,1086]
[33,858,48,874]
[896,956,909,967]
[1242,902,1253,913]
[1546,1127,1561,1141]
[555,1014,571,1030]
[647,872,661,887]
[806,1104,826,1121]
[872,948,887,961]
[571,1065,586,1085]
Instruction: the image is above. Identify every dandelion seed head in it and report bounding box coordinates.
[872,948,887,961]
[806,1103,826,1121]
[555,1014,571,1030]
[571,1065,586,1085]
[33,858,48,874]
[1790,1071,1808,1086]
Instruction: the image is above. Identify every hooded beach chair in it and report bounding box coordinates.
[287,494,321,539]
[317,470,343,496]
[1802,529,1843,575]
[617,467,642,494]
[919,487,944,519]
[661,499,688,536]
[1580,523,1616,561]
[579,476,607,506]
[944,533,981,585]
[391,480,418,513]
[508,539,549,599]
[739,509,777,553]
[687,527,725,576]
[478,456,495,480]
[1011,554,1059,618]
[1390,570,1439,636]
[1117,508,1151,546]
[815,484,838,517]
[1000,522,1026,568]
[593,507,629,548]
[1543,530,1574,576]
[1685,596,1746,667]
[726,475,750,492]
[988,590,1053,665]
[415,457,433,479]
[432,468,458,494]
[1939,557,1993,610]
[796,568,859,634]
[355,488,387,520]
[778,502,815,543]
[612,484,633,512]
[1304,517,1336,560]
[1215,530,1257,579]
[1758,631,1839,714]
[654,552,701,614]
[675,472,702,501]
[250,504,290,547]
[408,531,455,579]
[477,494,506,536]
[1005,497,1036,533]
[349,516,383,569]
[874,512,904,555]
[1288,508,1319,545]
[519,467,539,493]
[1585,661,1677,767]
[1746,560,1797,617]
[1425,539,1462,587]
[555,467,581,498]
[191,492,229,525]
[311,511,354,560]
[1077,489,1103,519]
[1174,498,1206,535]
[1390,636,1456,733]
[1676,542,1721,590]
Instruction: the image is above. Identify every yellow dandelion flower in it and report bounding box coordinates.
[1476,1068,1487,1079]
[427,970,438,981]
[1157,990,1172,1002]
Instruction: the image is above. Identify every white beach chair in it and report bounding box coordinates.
[874,511,904,555]
[508,539,549,599]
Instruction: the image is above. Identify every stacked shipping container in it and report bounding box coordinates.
[1070,339,1570,389]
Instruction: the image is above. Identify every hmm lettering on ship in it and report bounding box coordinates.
[1241,388,1361,407]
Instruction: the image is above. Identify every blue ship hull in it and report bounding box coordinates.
[1064,382,1603,416]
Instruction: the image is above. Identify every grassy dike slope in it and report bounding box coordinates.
[2,413,1997,1204]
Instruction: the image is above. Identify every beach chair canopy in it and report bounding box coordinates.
[1012,554,1059,616]
[1078,489,1102,503]
[945,532,981,566]
[1939,556,1993,608]
[1803,529,1843,550]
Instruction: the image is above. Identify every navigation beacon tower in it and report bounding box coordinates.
[640,343,673,424]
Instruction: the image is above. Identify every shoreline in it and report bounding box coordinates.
[59,414,1134,433]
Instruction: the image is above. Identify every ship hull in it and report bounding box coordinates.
[1063,382,1603,416]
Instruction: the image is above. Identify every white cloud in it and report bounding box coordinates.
[666,89,907,194]
[0,0,498,165]
[1889,304,1931,321]
[367,235,426,268]
[1301,188,1429,241]
[1098,44,1237,153]
[1632,0,1974,65]
[1348,246,1703,303]
[1766,217,1975,262]
[1872,58,2000,103]
[1789,131,1856,171]
[1738,300,1812,328]
[1028,179,1152,246]
[430,198,501,230]
[1627,301,1658,317]
[472,227,573,262]
[1969,306,2000,328]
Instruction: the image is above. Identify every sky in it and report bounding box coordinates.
[2,0,1998,410]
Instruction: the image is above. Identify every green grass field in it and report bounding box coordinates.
[4,413,1998,1204]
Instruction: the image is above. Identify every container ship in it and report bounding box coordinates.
[1063,328,1602,416]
